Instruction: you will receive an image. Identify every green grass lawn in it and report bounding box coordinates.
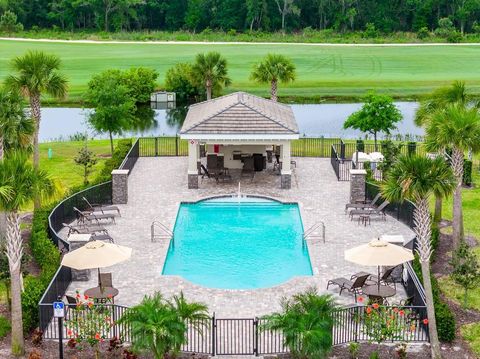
[38,139,119,198]
[1,40,480,101]
[461,322,480,357]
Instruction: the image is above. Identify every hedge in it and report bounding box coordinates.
[21,139,133,333]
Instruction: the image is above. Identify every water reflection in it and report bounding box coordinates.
[39,102,423,143]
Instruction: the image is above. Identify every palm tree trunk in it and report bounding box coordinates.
[433,195,442,224]
[270,80,278,102]
[451,146,464,247]
[206,79,212,100]
[414,197,441,359]
[5,211,24,356]
[30,93,42,210]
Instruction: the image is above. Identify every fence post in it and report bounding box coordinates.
[211,313,216,357]
[175,135,179,156]
[154,138,158,156]
[254,317,259,356]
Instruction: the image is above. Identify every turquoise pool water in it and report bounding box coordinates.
[162,198,312,289]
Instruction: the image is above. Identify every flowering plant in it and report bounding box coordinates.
[64,290,115,358]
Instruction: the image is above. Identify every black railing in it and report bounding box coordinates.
[40,304,427,354]
[48,181,113,251]
[366,181,415,229]
[291,137,341,157]
[119,138,139,173]
[331,144,353,181]
[38,266,72,332]
[139,136,188,156]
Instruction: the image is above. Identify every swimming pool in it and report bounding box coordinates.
[162,197,312,289]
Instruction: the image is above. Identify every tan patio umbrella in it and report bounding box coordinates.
[345,238,414,291]
[61,240,132,270]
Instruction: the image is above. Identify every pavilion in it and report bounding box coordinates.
[179,92,300,189]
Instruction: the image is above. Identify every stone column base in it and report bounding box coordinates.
[112,169,129,204]
[281,174,291,189]
[188,174,199,189]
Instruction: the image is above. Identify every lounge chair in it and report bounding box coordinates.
[345,193,382,214]
[63,223,108,237]
[90,232,114,243]
[351,266,397,289]
[349,200,390,221]
[83,197,121,216]
[326,273,370,300]
[74,207,116,225]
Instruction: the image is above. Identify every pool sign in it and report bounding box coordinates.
[53,301,65,318]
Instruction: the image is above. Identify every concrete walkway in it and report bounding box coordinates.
[66,157,413,317]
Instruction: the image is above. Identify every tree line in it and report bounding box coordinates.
[1,0,480,34]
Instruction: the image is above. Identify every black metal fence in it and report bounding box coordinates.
[119,138,140,173]
[366,181,416,229]
[48,181,113,250]
[138,136,188,156]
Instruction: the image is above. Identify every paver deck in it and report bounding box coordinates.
[65,157,414,317]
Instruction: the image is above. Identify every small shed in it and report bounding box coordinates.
[179,92,299,189]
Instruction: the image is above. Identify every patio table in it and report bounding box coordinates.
[85,286,119,304]
[362,284,396,304]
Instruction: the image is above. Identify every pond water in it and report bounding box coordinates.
[39,102,422,143]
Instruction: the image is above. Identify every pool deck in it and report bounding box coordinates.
[65,157,414,317]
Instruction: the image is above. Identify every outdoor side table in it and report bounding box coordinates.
[362,285,396,304]
[84,286,119,304]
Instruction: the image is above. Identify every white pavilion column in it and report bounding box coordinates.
[280,141,292,189]
[188,141,199,189]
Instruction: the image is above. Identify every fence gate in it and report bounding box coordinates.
[215,318,257,355]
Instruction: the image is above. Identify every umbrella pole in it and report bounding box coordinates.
[98,268,101,287]
[377,266,380,292]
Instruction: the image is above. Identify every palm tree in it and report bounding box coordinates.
[191,52,231,100]
[425,104,480,247]
[263,288,338,359]
[118,292,209,358]
[5,51,68,171]
[414,81,473,224]
[250,54,296,102]
[381,155,456,359]
[0,87,34,161]
[0,151,57,356]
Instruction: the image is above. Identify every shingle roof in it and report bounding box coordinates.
[180,92,299,135]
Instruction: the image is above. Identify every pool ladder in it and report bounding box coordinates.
[151,221,174,243]
[303,221,325,243]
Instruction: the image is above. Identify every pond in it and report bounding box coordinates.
[38,102,422,143]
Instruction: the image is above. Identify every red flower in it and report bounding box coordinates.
[84,295,89,300]
[372,303,379,309]
[107,294,113,299]
[95,333,100,340]
[366,307,372,314]
[393,307,399,313]
[357,296,364,303]
[76,293,80,299]
[399,310,405,316]
[423,319,429,325]
[67,329,73,337]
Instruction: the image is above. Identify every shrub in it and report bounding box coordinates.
[363,23,378,38]
[447,31,462,43]
[435,18,455,38]
[0,10,23,33]
[0,315,11,338]
[417,27,430,39]
[164,63,201,103]
[463,159,472,186]
[96,139,132,182]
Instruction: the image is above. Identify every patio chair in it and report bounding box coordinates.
[200,165,211,179]
[83,197,121,216]
[241,157,255,180]
[349,200,390,221]
[99,272,113,288]
[73,207,116,225]
[326,273,370,300]
[345,193,382,214]
[63,223,108,237]
[351,266,397,289]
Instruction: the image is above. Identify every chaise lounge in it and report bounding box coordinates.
[326,273,370,300]
[345,193,382,214]
[349,200,390,221]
